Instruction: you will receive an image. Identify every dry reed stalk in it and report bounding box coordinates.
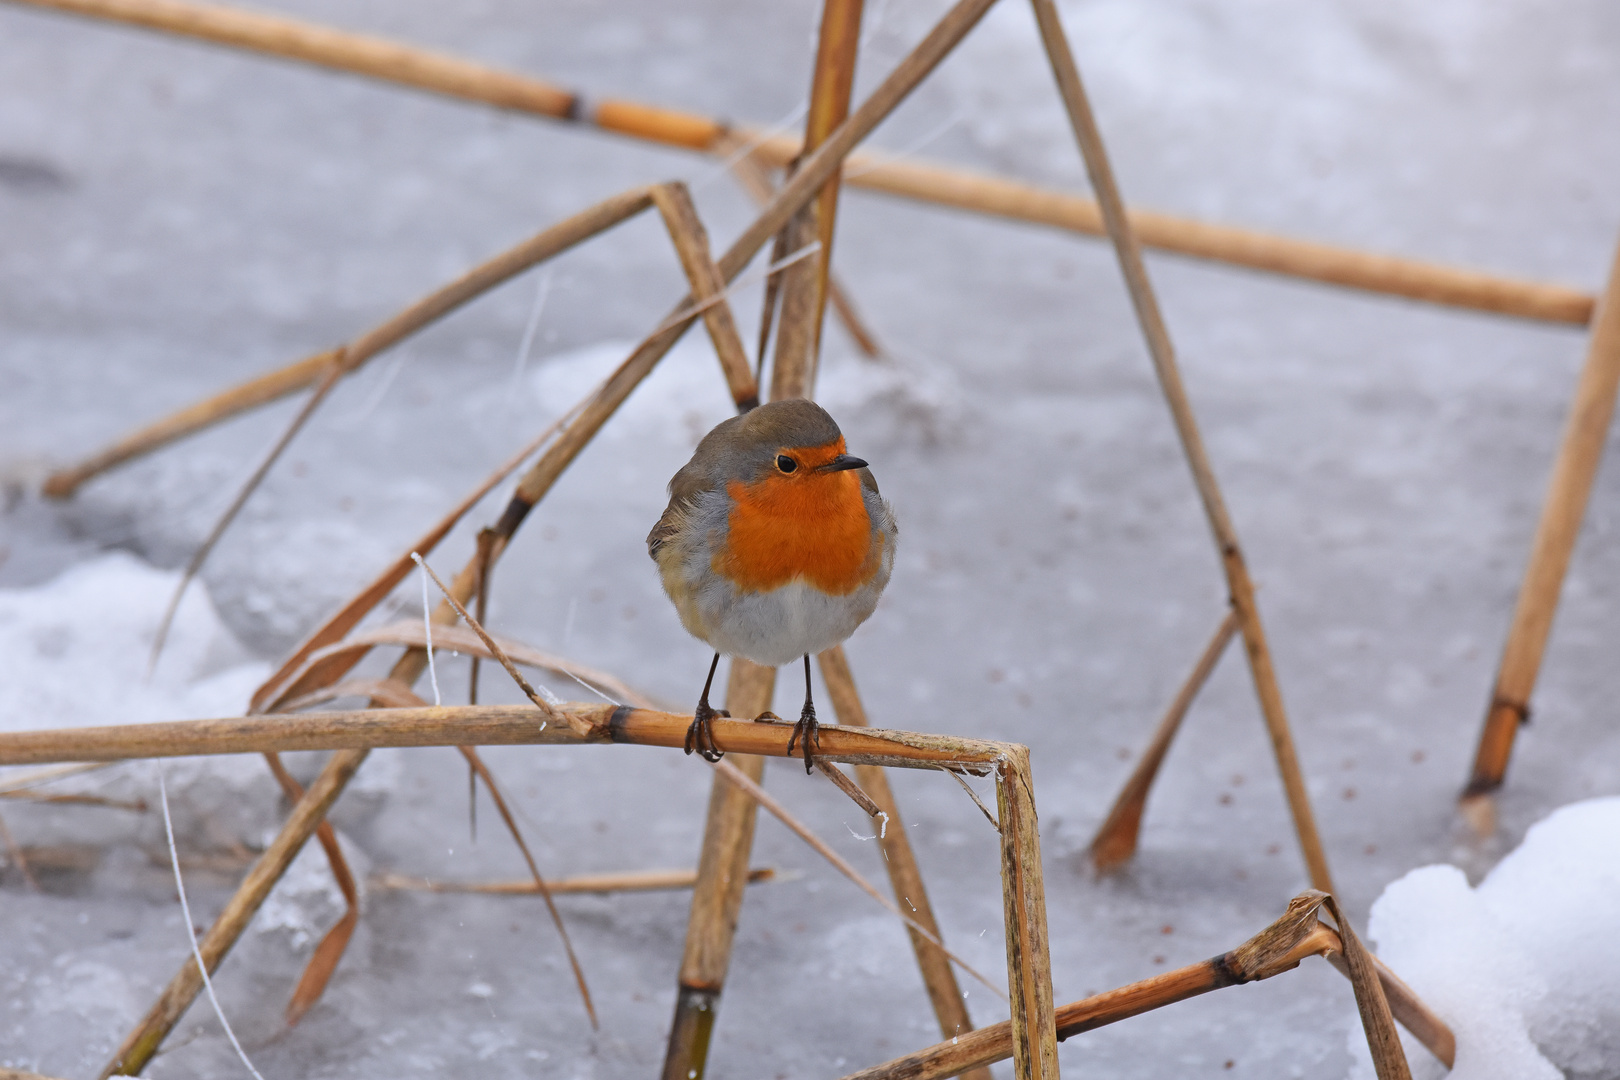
[1030,0,1334,896]
[1315,892,1413,1079]
[837,890,1448,1080]
[0,1069,73,1080]
[0,703,1022,768]
[15,0,1597,328]
[720,140,885,360]
[650,184,760,410]
[370,866,780,895]
[99,747,366,1078]
[44,187,656,497]
[261,751,359,1026]
[816,758,886,819]
[1089,609,1238,872]
[1462,233,1620,833]
[766,0,866,401]
[995,746,1057,1079]
[820,646,988,1075]
[662,659,775,1080]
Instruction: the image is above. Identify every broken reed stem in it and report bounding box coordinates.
[1463,232,1620,829]
[996,746,1057,1080]
[840,893,1452,1080]
[371,866,780,896]
[819,646,988,1076]
[18,0,1597,327]
[1089,608,1239,872]
[46,186,657,497]
[1030,0,1335,896]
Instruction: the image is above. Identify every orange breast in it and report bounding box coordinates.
[715,470,880,595]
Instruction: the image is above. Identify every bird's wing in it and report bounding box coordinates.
[647,466,710,561]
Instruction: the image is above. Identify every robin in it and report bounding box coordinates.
[648,399,897,772]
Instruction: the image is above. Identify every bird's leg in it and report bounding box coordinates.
[684,652,725,762]
[786,653,820,774]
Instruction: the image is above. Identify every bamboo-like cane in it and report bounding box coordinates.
[10,0,1595,327]
[836,891,1451,1080]
[820,646,989,1076]
[995,745,1058,1079]
[767,0,865,401]
[371,866,781,895]
[1461,233,1620,834]
[42,187,658,497]
[1030,0,1335,896]
[1089,609,1238,872]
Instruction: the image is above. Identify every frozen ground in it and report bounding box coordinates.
[1,0,1618,1076]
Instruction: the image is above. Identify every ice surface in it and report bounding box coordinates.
[2,0,1619,1075]
[1352,797,1620,1080]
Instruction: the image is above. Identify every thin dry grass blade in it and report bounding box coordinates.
[0,761,113,794]
[0,790,146,812]
[148,361,343,672]
[371,866,780,896]
[457,743,598,1028]
[711,757,1006,1001]
[249,391,587,713]
[1089,607,1238,872]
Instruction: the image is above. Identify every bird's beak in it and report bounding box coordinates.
[820,454,868,473]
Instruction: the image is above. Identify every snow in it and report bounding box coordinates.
[1,0,1619,1075]
[1352,797,1620,1080]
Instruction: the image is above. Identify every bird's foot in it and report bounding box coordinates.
[684,701,727,762]
[786,705,820,775]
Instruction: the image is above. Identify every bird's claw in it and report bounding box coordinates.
[684,701,725,763]
[786,705,820,775]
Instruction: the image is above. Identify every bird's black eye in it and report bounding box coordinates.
[776,455,798,473]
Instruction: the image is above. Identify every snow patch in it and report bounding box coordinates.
[1350,797,1620,1080]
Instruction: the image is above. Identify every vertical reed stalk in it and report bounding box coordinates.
[996,746,1058,1079]
[1462,233,1620,832]
[1029,0,1334,894]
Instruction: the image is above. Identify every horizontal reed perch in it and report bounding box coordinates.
[0,703,1010,771]
[6,0,1594,325]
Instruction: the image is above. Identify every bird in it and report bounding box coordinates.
[648,399,897,773]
